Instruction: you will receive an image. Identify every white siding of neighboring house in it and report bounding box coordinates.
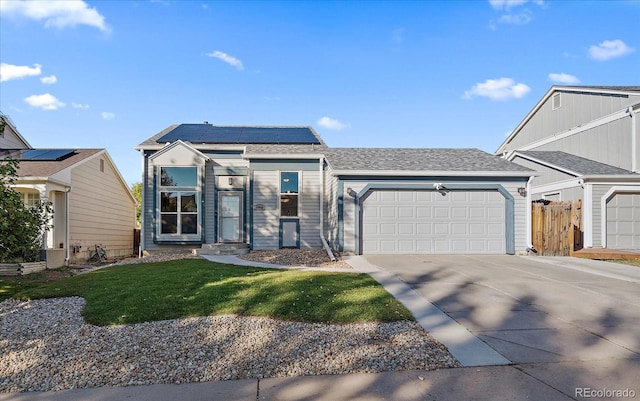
[68,154,136,260]
[533,117,633,171]
[0,124,29,149]
[590,184,612,248]
[504,91,640,154]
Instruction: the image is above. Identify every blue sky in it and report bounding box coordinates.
[1,0,639,185]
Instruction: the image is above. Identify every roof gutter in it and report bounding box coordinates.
[243,153,326,160]
[329,170,539,177]
[581,175,640,183]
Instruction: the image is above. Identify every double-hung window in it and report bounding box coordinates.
[158,167,200,239]
[280,172,299,217]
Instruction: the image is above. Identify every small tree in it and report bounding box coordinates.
[131,182,142,228]
[0,158,53,262]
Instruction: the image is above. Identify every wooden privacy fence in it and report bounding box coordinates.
[532,200,583,256]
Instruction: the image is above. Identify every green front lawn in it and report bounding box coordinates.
[1,259,413,326]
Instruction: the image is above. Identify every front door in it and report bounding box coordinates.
[219,191,243,242]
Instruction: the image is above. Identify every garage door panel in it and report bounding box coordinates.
[363,223,379,235]
[398,192,414,202]
[469,223,486,235]
[380,223,396,235]
[451,223,467,235]
[451,207,467,218]
[362,189,506,254]
[607,193,640,250]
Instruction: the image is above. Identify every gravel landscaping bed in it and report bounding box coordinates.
[238,248,352,269]
[0,297,459,393]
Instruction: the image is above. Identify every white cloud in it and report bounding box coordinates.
[206,50,244,70]
[489,0,543,10]
[72,102,89,109]
[317,116,348,131]
[0,63,42,82]
[548,73,580,84]
[463,78,531,100]
[0,0,109,32]
[24,93,65,110]
[589,39,635,61]
[40,74,57,84]
[489,0,528,10]
[497,10,532,25]
[101,111,115,120]
[488,0,543,28]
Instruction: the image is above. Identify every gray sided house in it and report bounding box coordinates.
[497,86,640,250]
[136,125,535,255]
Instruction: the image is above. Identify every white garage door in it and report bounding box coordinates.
[362,190,506,254]
[606,193,640,250]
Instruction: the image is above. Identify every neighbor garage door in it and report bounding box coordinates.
[606,193,640,250]
[362,190,506,254]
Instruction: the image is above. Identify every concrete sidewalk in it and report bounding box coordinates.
[3,359,639,401]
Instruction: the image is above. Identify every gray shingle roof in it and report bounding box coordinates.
[325,148,534,172]
[516,151,637,176]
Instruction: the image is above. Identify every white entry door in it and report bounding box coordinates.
[219,192,243,242]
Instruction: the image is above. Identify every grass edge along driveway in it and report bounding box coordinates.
[1,259,413,326]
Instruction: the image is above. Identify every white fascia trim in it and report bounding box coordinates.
[582,175,640,183]
[600,185,640,248]
[329,170,538,177]
[584,183,593,247]
[511,152,581,176]
[517,107,634,152]
[244,153,325,160]
[148,140,211,162]
[530,178,583,195]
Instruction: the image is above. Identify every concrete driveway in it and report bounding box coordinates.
[355,254,640,398]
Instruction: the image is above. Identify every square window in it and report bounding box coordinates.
[280,194,298,217]
[161,215,178,234]
[161,192,178,212]
[181,214,198,234]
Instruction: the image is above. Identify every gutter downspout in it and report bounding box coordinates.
[630,107,638,173]
[139,150,146,258]
[525,175,537,254]
[319,156,335,261]
[64,188,70,265]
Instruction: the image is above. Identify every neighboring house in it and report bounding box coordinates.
[0,113,137,266]
[136,124,535,255]
[496,86,640,250]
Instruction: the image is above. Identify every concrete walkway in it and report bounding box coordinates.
[2,255,638,400]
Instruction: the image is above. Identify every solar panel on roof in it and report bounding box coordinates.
[156,125,320,144]
[20,149,75,161]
